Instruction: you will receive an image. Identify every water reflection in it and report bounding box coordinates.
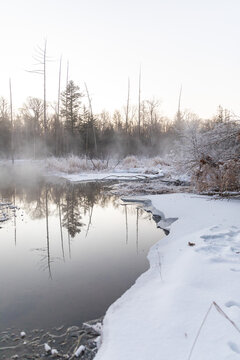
[0,179,164,331]
[8,181,115,278]
[136,207,139,254]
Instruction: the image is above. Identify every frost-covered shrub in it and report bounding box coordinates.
[90,159,109,171]
[193,157,240,192]
[64,156,90,173]
[220,159,240,191]
[120,155,141,168]
[150,156,170,167]
[119,155,170,170]
[175,112,240,192]
[46,156,91,173]
[46,155,111,173]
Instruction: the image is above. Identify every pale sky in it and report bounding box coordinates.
[1,0,240,119]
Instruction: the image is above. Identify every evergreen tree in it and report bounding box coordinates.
[60,80,83,135]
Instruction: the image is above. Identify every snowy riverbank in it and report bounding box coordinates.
[1,159,240,359]
[0,156,190,195]
[45,156,191,195]
[95,193,240,360]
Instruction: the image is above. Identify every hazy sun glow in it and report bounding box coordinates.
[1,0,240,118]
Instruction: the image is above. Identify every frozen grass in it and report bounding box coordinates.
[46,156,111,174]
[120,156,141,168]
[149,156,170,167]
[120,156,170,170]
[46,156,91,173]
[45,155,172,175]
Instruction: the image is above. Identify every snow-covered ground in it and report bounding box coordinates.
[95,193,240,360]
[59,171,163,182]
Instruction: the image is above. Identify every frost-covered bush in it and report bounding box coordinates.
[220,159,240,191]
[175,112,240,192]
[118,155,170,171]
[46,154,172,175]
[46,156,93,173]
[193,158,240,192]
[46,155,113,173]
[150,156,170,167]
[120,155,142,169]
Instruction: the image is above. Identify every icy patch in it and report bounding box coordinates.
[83,322,102,335]
[74,345,85,357]
[121,197,178,232]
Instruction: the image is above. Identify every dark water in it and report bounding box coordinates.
[0,179,164,332]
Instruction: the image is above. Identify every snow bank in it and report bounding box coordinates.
[59,172,162,183]
[95,193,240,360]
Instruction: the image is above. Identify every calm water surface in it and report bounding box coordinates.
[0,180,164,331]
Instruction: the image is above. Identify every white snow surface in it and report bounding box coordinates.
[95,193,240,360]
[59,171,163,182]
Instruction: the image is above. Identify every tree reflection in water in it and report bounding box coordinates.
[0,178,152,279]
[0,171,168,333]
[0,179,121,278]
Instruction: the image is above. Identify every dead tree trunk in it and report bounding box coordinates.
[56,56,62,156]
[85,83,98,157]
[126,77,130,133]
[9,78,14,164]
[138,66,141,139]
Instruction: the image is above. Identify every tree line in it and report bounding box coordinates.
[0,80,178,159]
[0,80,239,192]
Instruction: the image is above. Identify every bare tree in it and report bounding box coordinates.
[138,66,141,138]
[55,56,62,155]
[27,40,51,156]
[0,97,11,156]
[125,77,130,133]
[21,97,44,158]
[146,98,161,142]
[9,78,14,164]
[84,83,98,156]
[146,98,161,127]
[176,84,182,123]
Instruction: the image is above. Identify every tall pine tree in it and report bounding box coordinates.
[60,80,83,135]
